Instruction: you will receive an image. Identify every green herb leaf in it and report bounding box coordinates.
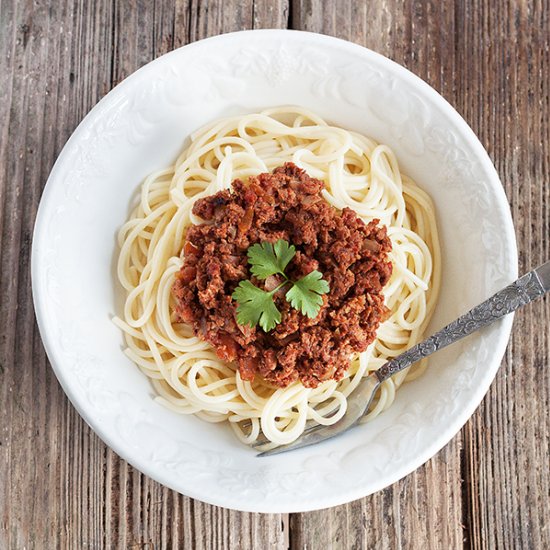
[233,240,330,331]
[231,280,281,332]
[247,239,296,280]
[285,270,330,319]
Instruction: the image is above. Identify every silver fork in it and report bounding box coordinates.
[257,260,550,457]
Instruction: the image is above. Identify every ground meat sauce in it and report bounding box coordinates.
[172,163,393,388]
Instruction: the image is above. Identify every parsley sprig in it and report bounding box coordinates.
[231,240,330,332]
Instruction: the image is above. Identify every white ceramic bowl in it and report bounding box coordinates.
[32,30,517,513]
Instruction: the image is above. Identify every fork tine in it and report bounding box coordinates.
[256,421,354,456]
[257,373,380,456]
[251,384,374,449]
[251,420,324,448]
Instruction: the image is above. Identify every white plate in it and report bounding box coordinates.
[32,30,517,513]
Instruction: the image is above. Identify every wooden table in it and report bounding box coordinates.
[1,1,549,548]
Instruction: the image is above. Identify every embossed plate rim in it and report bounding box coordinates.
[32,30,517,512]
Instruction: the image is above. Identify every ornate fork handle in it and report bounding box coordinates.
[376,266,549,382]
[257,262,550,457]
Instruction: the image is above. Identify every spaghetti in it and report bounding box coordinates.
[114,108,441,446]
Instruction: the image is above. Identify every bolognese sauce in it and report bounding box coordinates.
[172,163,392,388]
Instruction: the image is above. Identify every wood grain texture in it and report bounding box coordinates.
[0,1,548,549]
[457,2,550,549]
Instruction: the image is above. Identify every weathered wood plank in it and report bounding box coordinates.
[1,1,114,548]
[459,1,550,549]
[253,0,290,29]
[289,441,464,550]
